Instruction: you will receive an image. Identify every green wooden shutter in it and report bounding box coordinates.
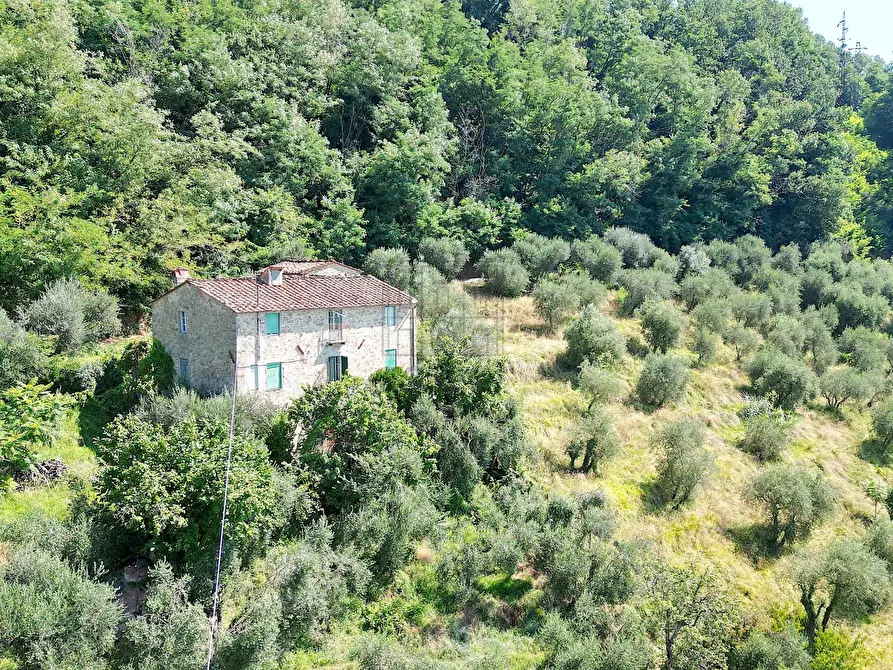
[266,362,282,389]
[384,349,397,369]
[265,312,280,335]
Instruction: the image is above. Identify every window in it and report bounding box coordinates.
[328,309,343,330]
[265,312,281,335]
[385,306,396,327]
[384,349,397,369]
[327,355,348,382]
[245,365,259,391]
[265,362,282,390]
[178,358,189,381]
[179,310,188,333]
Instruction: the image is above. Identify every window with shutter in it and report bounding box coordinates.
[265,362,282,390]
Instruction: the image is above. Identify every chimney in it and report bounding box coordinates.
[261,265,283,286]
[173,267,190,286]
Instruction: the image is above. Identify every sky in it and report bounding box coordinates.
[790,0,892,60]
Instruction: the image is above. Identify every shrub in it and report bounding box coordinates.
[617,268,678,316]
[578,360,622,408]
[745,465,834,549]
[636,354,689,408]
[21,278,120,352]
[418,236,468,279]
[794,540,890,652]
[652,419,712,508]
[512,233,571,276]
[477,248,530,297]
[571,236,622,284]
[868,519,893,571]
[0,545,121,669]
[730,291,773,330]
[746,349,816,410]
[691,298,731,334]
[0,381,68,476]
[724,325,760,362]
[692,328,718,366]
[819,367,876,410]
[603,227,658,268]
[679,269,735,311]
[0,309,47,388]
[95,415,283,572]
[766,315,806,358]
[563,305,626,368]
[871,397,893,451]
[838,326,889,372]
[639,301,685,353]
[729,630,810,670]
[738,414,788,461]
[363,247,412,290]
[811,628,871,670]
[566,408,620,475]
[678,244,711,276]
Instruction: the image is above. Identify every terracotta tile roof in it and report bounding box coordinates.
[188,274,415,313]
[267,260,360,276]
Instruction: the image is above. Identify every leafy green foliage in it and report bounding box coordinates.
[652,420,712,508]
[639,301,685,354]
[0,381,67,475]
[563,305,626,369]
[418,237,468,280]
[617,268,678,316]
[0,309,47,389]
[692,328,718,367]
[577,361,622,408]
[512,233,570,277]
[95,415,283,571]
[636,354,689,409]
[738,413,788,462]
[747,348,816,410]
[363,248,412,291]
[746,465,834,550]
[820,367,878,410]
[729,630,809,670]
[566,408,620,475]
[476,248,529,297]
[571,236,622,284]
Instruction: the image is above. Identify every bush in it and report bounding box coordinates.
[652,419,712,508]
[603,227,658,268]
[678,244,711,277]
[679,268,735,311]
[871,397,893,451]
[868,519,893,571]
[0,309,47,388]
[617,268,678,316]
[729,630,810,670]
[639,301,685,353]
[571,236,622,284]
[745,465,834,549]
[692,328,718,366]
[363,247,412,290]
[746,348,816,410]
[512,233,571,276]
[811,628,871,670]
[20,278,120,353]
[578,360,622,408]
[0,381,68,476]
[477,248,530,297]
[636,354,689,408]
[819,366,876,410]
[417,236,468,279]
[691,298,731,334]
[738,414,788,461]
[95,415,284,572]
[0,545,121,669]
[563,305,626,369]
[566,408,620,475]
[838,326,889,372]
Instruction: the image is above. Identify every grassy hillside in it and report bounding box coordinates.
[472,291,893,666]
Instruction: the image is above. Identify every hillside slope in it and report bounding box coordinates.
[472,291,893,665]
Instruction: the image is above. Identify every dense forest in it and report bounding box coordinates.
[5,0,893,668]
[2,0,893,318]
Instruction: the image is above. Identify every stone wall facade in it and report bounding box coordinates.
[152,286,417,402]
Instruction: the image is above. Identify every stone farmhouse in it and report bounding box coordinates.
[151,260,417,402]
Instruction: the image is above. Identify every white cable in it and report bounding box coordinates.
[205,345,239,670]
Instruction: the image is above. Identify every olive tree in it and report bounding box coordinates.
[0,310,47,388]
[477,248,530,297]
[571,236,622,284]
[794,540,891,652]
[745,465,834,550]
[618,269,678,316]
[563,305,626,369]
[819,367,877,410]
[513,233,571,277]
[692,328,718,366]
[418,236,469,279]
[639,301,685,353]
[838,326,890,373]
[566,408,620,475]
[652,419,712,508]
[363,247,412,290]
[738,413,788,462]
[871,397,893,452]
[636,354,689,409]
[578,361,622,408]
[747,349,816,410]
[724,325,760,362]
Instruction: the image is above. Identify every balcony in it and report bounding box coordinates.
[325,327,346,344]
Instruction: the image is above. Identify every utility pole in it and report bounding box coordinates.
[837,12,867,106]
